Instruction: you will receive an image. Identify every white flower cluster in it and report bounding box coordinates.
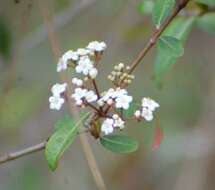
[49,40,160,138]
[101,114,125,135]
[97,88,132,109]
[71,88,98,106]
[75,56,98,78]
[49,83,67,110]
[72,77,83,86]
[134,97,159,121]
[56,41,106,73]
[57,50,78,72]
[50,41,106,110]
[87,41,107,52]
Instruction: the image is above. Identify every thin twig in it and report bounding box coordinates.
[128,0,191,74]
[87,102,101,113]
[92,79,101,99]
[0,142,46,164]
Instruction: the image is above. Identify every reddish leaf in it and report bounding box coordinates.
[152,126,164,151]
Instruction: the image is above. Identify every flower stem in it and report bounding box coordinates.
[92,79,101,99]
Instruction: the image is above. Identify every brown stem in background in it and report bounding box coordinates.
[38,1,107,190]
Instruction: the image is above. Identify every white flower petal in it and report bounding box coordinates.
[85,90,98,103]
[49,95,65,110]
[72,78,83,86]
[87,41,107,52]
[89,68,98,79]
[101,118,114,135]
[142,97,160,111]
[75,56,94,75]
[51,83,67,96]
[62,50,79,62]
[57,58,67,72]
[142,108,153,121]
[115,94,133,110]
[134,110,141,118]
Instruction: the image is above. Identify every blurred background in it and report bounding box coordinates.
[0,0,215,189]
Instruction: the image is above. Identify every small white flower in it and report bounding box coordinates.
[98,88,130,108]
[141,107,153,121]
[76,48,92,56]
[87,41,107,52]
[89,68,98,79]
[113,88,128,98]
[134,110,141,118]
[102,88,115,101]
[101,118,114,135]
[107,98,113,105]
[49,95,64,110]
[62,50,79,62]
[97,99,105,106]
[71,88,87,101]
[57,58,67,72]
[115,94,133,110]
[112,114,124,129]
[76,99,83,106]
[142,97,159,111]
[75,56,93,75]
[85,90,98,103]
[51,83,67,96]
[72,78,83,86]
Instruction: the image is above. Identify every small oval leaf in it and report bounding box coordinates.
[154,17,195,84]
[45,116,78,171]
[152,0,175,28]
[152,126,164,151]
[164,17,195,42]
[100,135,138,154]
[158,36,184,58]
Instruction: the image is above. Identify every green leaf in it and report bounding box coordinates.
[164,17,195,42]
[152,0,175,28]
[46,116,83,171]
[139,0,154,15]
[100,135,139,154]
[195,0,215,6]
[158,36,184,57]
[53,116,73,132]
[154,52,176,83]
[197,13,215,34]
[154,17,195,84]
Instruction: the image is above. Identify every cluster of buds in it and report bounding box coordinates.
[49,41,159,138]
[108,63,135,87]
